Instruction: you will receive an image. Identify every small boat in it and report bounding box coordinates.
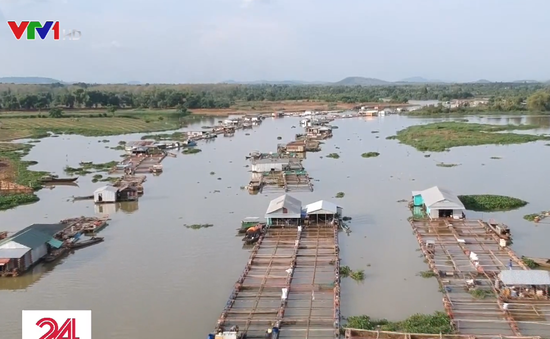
[486,219,511,240]
[183,139,197,147]
[40,176,78,183]
[43,248,69,263]
[79,161,92,166]
[242,224,264,244]
[68,237,104,249]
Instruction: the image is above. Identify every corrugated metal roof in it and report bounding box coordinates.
[418,186,465,210]
[499,270,550,285]
[94,186,119,193]
[251,158,291,165]
[305,200,340,214]
[8,229,53,249]
[265,194,302,218]
[0,224,65,248]
[25,224,66,237]
[0,247,30,259]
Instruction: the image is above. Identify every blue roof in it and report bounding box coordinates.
[47,238,63,249]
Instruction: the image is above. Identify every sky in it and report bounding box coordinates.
[0,0,549,84]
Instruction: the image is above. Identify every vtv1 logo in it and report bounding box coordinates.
[22,310,91,339]
[7,21,81,40]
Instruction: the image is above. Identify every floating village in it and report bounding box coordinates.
[2,109,550,339]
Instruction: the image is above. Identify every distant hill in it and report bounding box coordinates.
[221,80,328,85]
[333,77,390,86]
[473,79,492,83]
[400,77,444,84]
[0,77,63,84]
[126,81,141,85]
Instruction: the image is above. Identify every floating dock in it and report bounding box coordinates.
[214,224,340,338]
[411,219,550,337]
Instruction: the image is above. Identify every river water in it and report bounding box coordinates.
[1,114,550,339]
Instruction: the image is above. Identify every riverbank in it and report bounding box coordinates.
[0,144,49,210]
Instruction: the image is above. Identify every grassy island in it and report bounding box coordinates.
[387,122,548,152]
[361,152,380,158]
[458,194,528,212]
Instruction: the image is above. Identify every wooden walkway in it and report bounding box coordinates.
[411,219,550,338]
[214,224,340,338]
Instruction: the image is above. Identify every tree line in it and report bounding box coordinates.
[0,82,548,111]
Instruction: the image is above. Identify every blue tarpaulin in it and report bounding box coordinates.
[47,238,63,249]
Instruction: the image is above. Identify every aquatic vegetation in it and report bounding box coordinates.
[184,223,214,229]
[344,312,453,334]
[65,161,118,175]
[436,162,460,167]
[339,266,351,277]
[490,156,502,159]
[418,270,436,278]
[388,122,549,152]
[182,148,201,154]
[326,153,340,159]
[335,192,345,198]
[349,270,364,281]
[469,289,492,299]
[458,194,528,212]
[521,256,539,269]
[361,152,379,158]
[0,193,40,210]
[523,213,539,221]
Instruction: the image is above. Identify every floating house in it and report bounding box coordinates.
[304,200,342,224]
[251,158,291,173]
[265,194,303,226]
[498,270,550,300]
[306,126,332,139]
[285,141,306,153]
[0,223,66,276]
[94,185,138,204]
[412,186,465,219]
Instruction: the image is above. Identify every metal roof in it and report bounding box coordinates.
[265,194,302,218]
[0,247,30,259]
[305,200,340,215]
[499,270,550,285]
[251,158,291,165]
[94,186,119,193]
[47,238,63,249]
[7,229,54,249]
[415,186,465,210]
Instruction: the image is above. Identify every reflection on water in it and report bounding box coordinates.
[0,259,56,291]
[94,201,139,215]
[0,115,549,338]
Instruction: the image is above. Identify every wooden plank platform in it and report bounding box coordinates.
[214,224,340,338]
[411,219,550,337]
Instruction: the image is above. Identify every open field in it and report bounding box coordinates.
[0,117,182,140]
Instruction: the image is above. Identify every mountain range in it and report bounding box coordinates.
[1,76,549,86]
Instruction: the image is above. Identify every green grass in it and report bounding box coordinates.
[326,153,340,159]
[0,110,207,140]
[361,152,379,158]
[344,311,453,334]
[0,144,49,190]
[335,192,345,198]
[387,122,549,152]
[458,194,528,212]
[64,161,118,176]
[0,193,40,210]
[469,289,492,299]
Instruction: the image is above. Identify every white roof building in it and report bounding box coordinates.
[265,194,302,219]
[305,200,341,215]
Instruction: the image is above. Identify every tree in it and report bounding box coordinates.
[526,90,550,112]
[107,105,117,116]
[49,107,63,118]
